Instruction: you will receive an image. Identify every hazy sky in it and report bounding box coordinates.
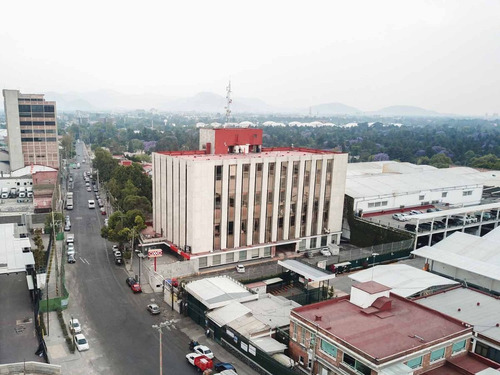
[1,0,499,115]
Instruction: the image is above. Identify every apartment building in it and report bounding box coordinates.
[152,128,348,268]
[3,90,59,170]
[288,281,498,375]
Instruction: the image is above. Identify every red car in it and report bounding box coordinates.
[131,283,142,293]
[100,208,106,215]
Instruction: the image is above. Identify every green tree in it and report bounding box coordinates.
[470,154,500,170]
[92,148,119,182]
[430,153,452,168]
[123,195,152,214]
[44,212,64,234]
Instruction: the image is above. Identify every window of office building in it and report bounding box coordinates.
[239,250,247,262]
[265,162,276,242]
[199,257,207,268]
[289,161,300,238]
[253,163,263,243]
[320,340,338,358]
[226,252,234,263]
[212,254,221,265]
[452,340,466,354]
[311,160,322,235]
[406,356,423,369]
[213,165,223,250]
[343,353,371,375]
[430,348,445,362]
[227,165,237,248]
[277,162,288,241]
[240,164,250,245]
[301,160,312,237]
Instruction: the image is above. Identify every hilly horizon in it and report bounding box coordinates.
[44,89,447,117]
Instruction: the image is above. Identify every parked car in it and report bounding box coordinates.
[104,218,109,227]
[194,345,214,359]
[100,207,106,215]
[404,223,423,232]
[147,304,161,315]
[74,334,89,351]
[98,199,104,207]
[67,254,76,264]
[409,210,423,215]
[68,318,81,333]
[236,264,245,273]
[131,282,142,293]
[64,222,71,231]
[476,212,492,221]
[186,353,213,372]
[419,222,432,231]
[86,186,92,192]
[126,277,137,287]
[392,213,408,221]
[114,255,123,265]
[215,363,237,372]
[320,248,332,256]
[67,243,75,256]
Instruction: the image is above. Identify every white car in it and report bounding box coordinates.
[67,243,75,256]
[186,352,204,366]
[320,248,332,256]
[104,218,109,227]
[74,334,89,351]
[194,344,214,359]
[236,264,245,273]
[68,318,81,334]
[392,213,408,221]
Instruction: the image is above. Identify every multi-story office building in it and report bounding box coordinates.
[3,90,59,170]
[152,128,348,268]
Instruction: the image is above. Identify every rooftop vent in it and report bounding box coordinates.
[315,315,322,322]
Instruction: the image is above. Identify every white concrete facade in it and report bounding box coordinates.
[346,163,486,214]
[153,150,348,266]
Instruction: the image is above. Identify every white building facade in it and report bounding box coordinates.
[152,128,348,267]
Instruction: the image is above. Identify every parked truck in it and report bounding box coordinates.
[18,186,26,198]
[66,192,74,210]
[1,187,9,199]
[26,186,33,198]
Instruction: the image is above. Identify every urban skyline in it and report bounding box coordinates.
[0,0,499,116]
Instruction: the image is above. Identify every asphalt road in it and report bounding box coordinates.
[63,142,194,375]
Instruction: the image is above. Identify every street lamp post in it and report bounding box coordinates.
[371,252,379,280]
[135,251,146,285]
[152,320,174,375]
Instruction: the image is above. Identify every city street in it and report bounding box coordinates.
[59,142,194,374]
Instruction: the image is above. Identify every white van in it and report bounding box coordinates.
[88,200,95,209]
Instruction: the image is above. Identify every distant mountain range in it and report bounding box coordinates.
[45,90,444,117]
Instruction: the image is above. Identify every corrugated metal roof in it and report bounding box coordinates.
[415,287,500,343]
[412,227,500,281]
[349,264,458,298]
[242,294,301,328]
[277,260,335,281]
[206,301,251,327]
[250,337,287,355]
[345,166,489,199]
[227,314,270,337]
[185,276,258,309]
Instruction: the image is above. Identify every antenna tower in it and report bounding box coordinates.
[225,80,232,125]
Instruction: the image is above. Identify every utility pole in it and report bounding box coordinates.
[152,320,175,375]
